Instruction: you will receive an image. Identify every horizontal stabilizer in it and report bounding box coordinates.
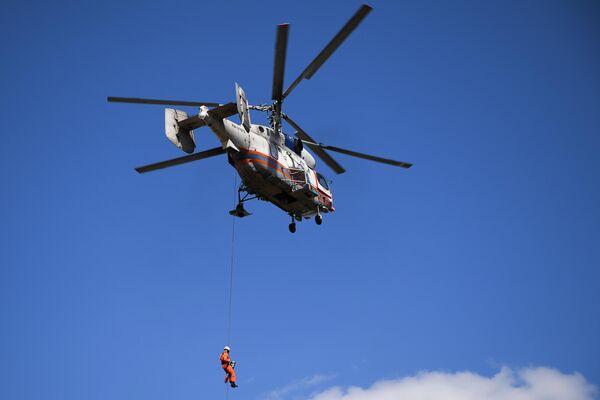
[175,103,238,132]
[177,115,206,131]
[208,102,238,120]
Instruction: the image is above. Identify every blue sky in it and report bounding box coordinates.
[1,1,599,399]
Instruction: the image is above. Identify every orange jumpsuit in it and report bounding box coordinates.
[220,351,236,383]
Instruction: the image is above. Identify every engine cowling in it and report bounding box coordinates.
[301,148,316,169]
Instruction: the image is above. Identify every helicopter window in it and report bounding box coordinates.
[317,173,329,190]
[259,126,264,133]
[269,142,279,160]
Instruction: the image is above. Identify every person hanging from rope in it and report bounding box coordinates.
[220,346,238,388]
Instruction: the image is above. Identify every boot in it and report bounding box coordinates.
[230,382,238,388]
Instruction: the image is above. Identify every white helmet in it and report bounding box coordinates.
[224,346,230,351]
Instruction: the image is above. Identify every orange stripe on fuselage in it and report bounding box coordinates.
[241,148,290,170]
[236,148,334,210]
[236,158,293,180]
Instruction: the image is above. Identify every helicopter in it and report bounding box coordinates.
[108,4,412,233]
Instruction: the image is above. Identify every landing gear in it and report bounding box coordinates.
[229,183,256,218]
[229,203,251,218]
[315,208,323,225]
[288,214,298,233]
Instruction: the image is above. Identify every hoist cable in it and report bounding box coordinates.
[226,202,235,344]
[225,172,237,400]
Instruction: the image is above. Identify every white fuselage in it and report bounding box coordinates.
[201,109,333,217]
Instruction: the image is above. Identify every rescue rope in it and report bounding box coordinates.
[227,196,236,346]
[225,172,237,400]
[226,174,236,344]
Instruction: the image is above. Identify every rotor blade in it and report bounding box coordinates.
[282,4,372,99]
[272,24,289,101]
[108,96,221,107]
[302,141,412,169]
[282,114,346,174]
[135,147,225,173]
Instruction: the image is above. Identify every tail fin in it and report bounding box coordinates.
[235,83,251,133]
[165,108,196,154]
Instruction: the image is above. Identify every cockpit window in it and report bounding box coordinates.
[317,173,329,190]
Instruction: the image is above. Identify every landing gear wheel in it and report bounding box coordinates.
[288,223,296,233]
[315,215,322,225]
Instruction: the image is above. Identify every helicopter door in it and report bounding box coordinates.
[235,83,251,133]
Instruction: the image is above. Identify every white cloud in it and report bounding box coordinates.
[264,374,337,400]
[308,367,596,400]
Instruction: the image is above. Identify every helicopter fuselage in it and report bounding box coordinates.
[109,5,413,231]
[202,108,333,218]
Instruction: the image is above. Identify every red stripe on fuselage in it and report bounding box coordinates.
[235,147,334,210]
[236,158,293,180]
